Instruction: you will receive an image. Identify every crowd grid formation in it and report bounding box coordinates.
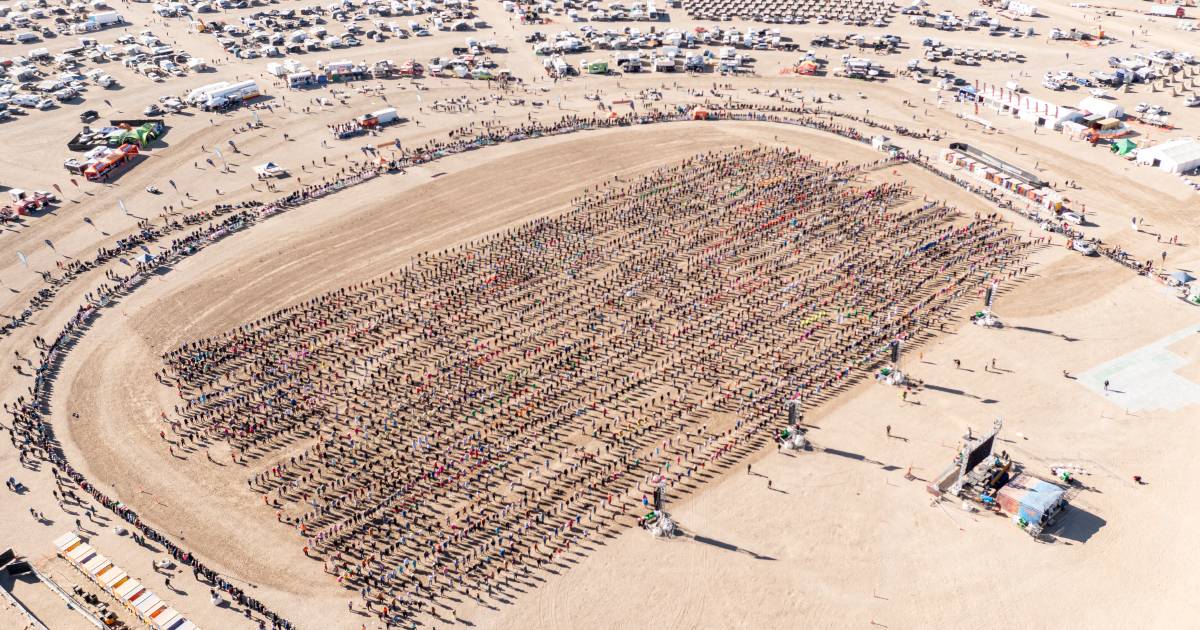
[156,146,1030,625]
[3,104,1062,628]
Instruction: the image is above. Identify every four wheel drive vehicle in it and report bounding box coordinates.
[1059,211,1084,225]
[80,109,99,122]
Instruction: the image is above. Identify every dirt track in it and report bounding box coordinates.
[50,122,876,628]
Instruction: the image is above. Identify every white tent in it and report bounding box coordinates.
[134,252,155,264]
[1136,139,1200,174]
[1007,1,1040,16]
[1077,96,1124,119]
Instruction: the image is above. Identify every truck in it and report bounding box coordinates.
[1147,5,1185,18]
[362,107,399,125]
[185,81,229,104]
[397,59,423,77]
[86,11,125,28]
[201,80,260,108]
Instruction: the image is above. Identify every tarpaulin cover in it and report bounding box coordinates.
[996,473,1065,525]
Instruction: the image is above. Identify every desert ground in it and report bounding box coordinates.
[3,0,1200,628]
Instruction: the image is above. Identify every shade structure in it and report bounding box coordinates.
[996,473,1065,526]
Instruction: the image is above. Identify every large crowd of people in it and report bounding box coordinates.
[157,146,1029,626]
[2,166,393,629]
[2,103,1055,629]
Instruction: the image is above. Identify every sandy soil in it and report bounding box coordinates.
[47,122,880,629]
[3,0,1200,628]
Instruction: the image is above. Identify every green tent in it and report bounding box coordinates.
[138,123,160,140]
[132,127,153,146]
[1110,138,1136,155]
[107,131,134,147]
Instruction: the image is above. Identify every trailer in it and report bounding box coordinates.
[185,81,230,105]
[67,142,141,181]
[1147,5,1185,18]
[86,11,125,28]
[362,107,401,126]
[201,80,261,109]
[581,59,609,74]
[323,60,363,81]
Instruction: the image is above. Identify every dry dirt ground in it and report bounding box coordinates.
[3,0,1200,628]
[3,121,1198,630]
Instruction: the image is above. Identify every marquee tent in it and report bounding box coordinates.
[1136,139,1200,174]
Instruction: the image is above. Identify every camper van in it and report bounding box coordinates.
[11,94,42,107]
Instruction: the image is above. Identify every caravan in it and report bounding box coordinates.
[187,80,260,109]
[203,80,260,108]
[288,71,319,88]
[185,81,230,105]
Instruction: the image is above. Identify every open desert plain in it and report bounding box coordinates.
[2,0,1200,628]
